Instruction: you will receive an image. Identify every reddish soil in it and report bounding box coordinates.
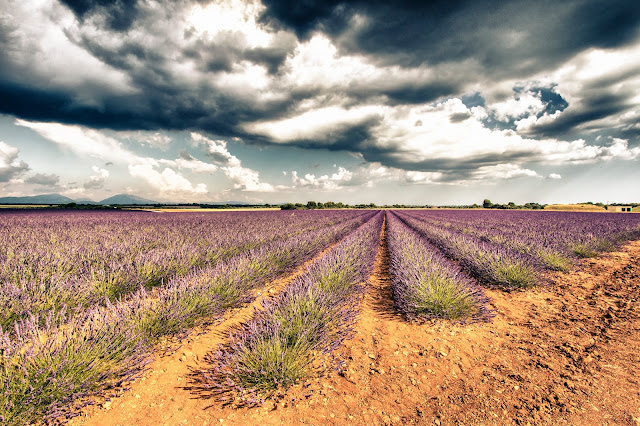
[70,223,640,425]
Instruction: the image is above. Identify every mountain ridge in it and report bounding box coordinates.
[0,193,157,205]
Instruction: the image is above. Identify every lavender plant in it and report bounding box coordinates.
[386,212,493,321]
[0,308,149,425]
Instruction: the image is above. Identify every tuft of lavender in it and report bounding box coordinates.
[386,211,493,322]
[0,308,150,425]
[199,212,384,406]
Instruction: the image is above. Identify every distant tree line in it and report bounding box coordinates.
[281,201,369,210]
[280,201,441,210]
[482,199,545,210]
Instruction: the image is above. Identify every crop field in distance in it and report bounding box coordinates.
[1,208,640,425]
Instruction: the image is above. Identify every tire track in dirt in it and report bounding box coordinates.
[68,224,365,426]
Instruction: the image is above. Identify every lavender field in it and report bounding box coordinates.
[2,209,640,424]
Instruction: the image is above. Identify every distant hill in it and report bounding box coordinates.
[0,193,75,204]
[0,193,158,205]
[98,194,158,205]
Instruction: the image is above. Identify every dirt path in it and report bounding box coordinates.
[71,219,640,425]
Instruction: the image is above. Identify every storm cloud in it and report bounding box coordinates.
[0,0,639,191]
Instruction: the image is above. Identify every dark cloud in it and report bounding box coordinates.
[449,112,471,123]
[25,173,60,186]
[361,147,538,180]
[260,0,640,76]
[0,80,144,130]
[83,179,105,190]
[523,92,633,137]
[59,0,141,31]
[246,40,298,74]
[179,149,195,161]
[258,0,343,38]
[380,81,461,105]
[289,118,381,152]
[0,73,288,137]
[520,72,638,138]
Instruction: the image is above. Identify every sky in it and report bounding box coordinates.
[1,0,639,205]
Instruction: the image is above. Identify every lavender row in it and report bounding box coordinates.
[394,211,540,289]
[403,209,640,261]
[399,211,572,271]
[0,210,368,330]
[198,211,384,406]
[386,212,493,322]
[0,211,376,424]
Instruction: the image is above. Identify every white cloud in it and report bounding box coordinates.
[159,158,218,174]
[282,34,478,100]
[61,187,85,197]
[491,91,545,121]
[225,166,274,192]
[0,141,30,182]
[187,0,272,48]
[192,133,241,167]
[291,166,353,190]
[15,120,211,195]
[15,119,139,163]
[84,166,109,189]
[244,105,382,143]
[288,162,446,192]
[471,164,540,180]
[402,170,444,184]
[191,132,274,192]
[548,173,562,179]
[249,97,640,176]
[1,0,133,106]
[128,164,207,194]
[118,131,172,150]
[515,42,640,135]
